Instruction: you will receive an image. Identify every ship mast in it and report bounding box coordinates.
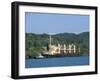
[49,34,51,46]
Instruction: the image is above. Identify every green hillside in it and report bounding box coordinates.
[25,32,89,58]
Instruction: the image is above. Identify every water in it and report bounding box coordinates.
[25,56,89,68]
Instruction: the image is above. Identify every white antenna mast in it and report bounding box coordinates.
[48,33,53,46]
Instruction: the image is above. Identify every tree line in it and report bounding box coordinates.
[25,32,89,58]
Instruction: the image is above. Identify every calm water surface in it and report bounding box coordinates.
[25,56,89,68]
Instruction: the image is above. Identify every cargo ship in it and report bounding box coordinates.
[41,35,81,58]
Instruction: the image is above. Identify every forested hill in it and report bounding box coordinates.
[25,32,89,57]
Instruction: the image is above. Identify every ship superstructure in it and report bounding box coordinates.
[42,34,81,57]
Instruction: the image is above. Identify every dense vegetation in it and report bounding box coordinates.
[25,32,89,58]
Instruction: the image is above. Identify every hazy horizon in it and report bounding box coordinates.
[26,31,89,35]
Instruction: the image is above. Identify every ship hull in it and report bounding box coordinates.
[42,53,81,58]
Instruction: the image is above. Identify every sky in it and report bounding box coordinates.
[25,12,89,34]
